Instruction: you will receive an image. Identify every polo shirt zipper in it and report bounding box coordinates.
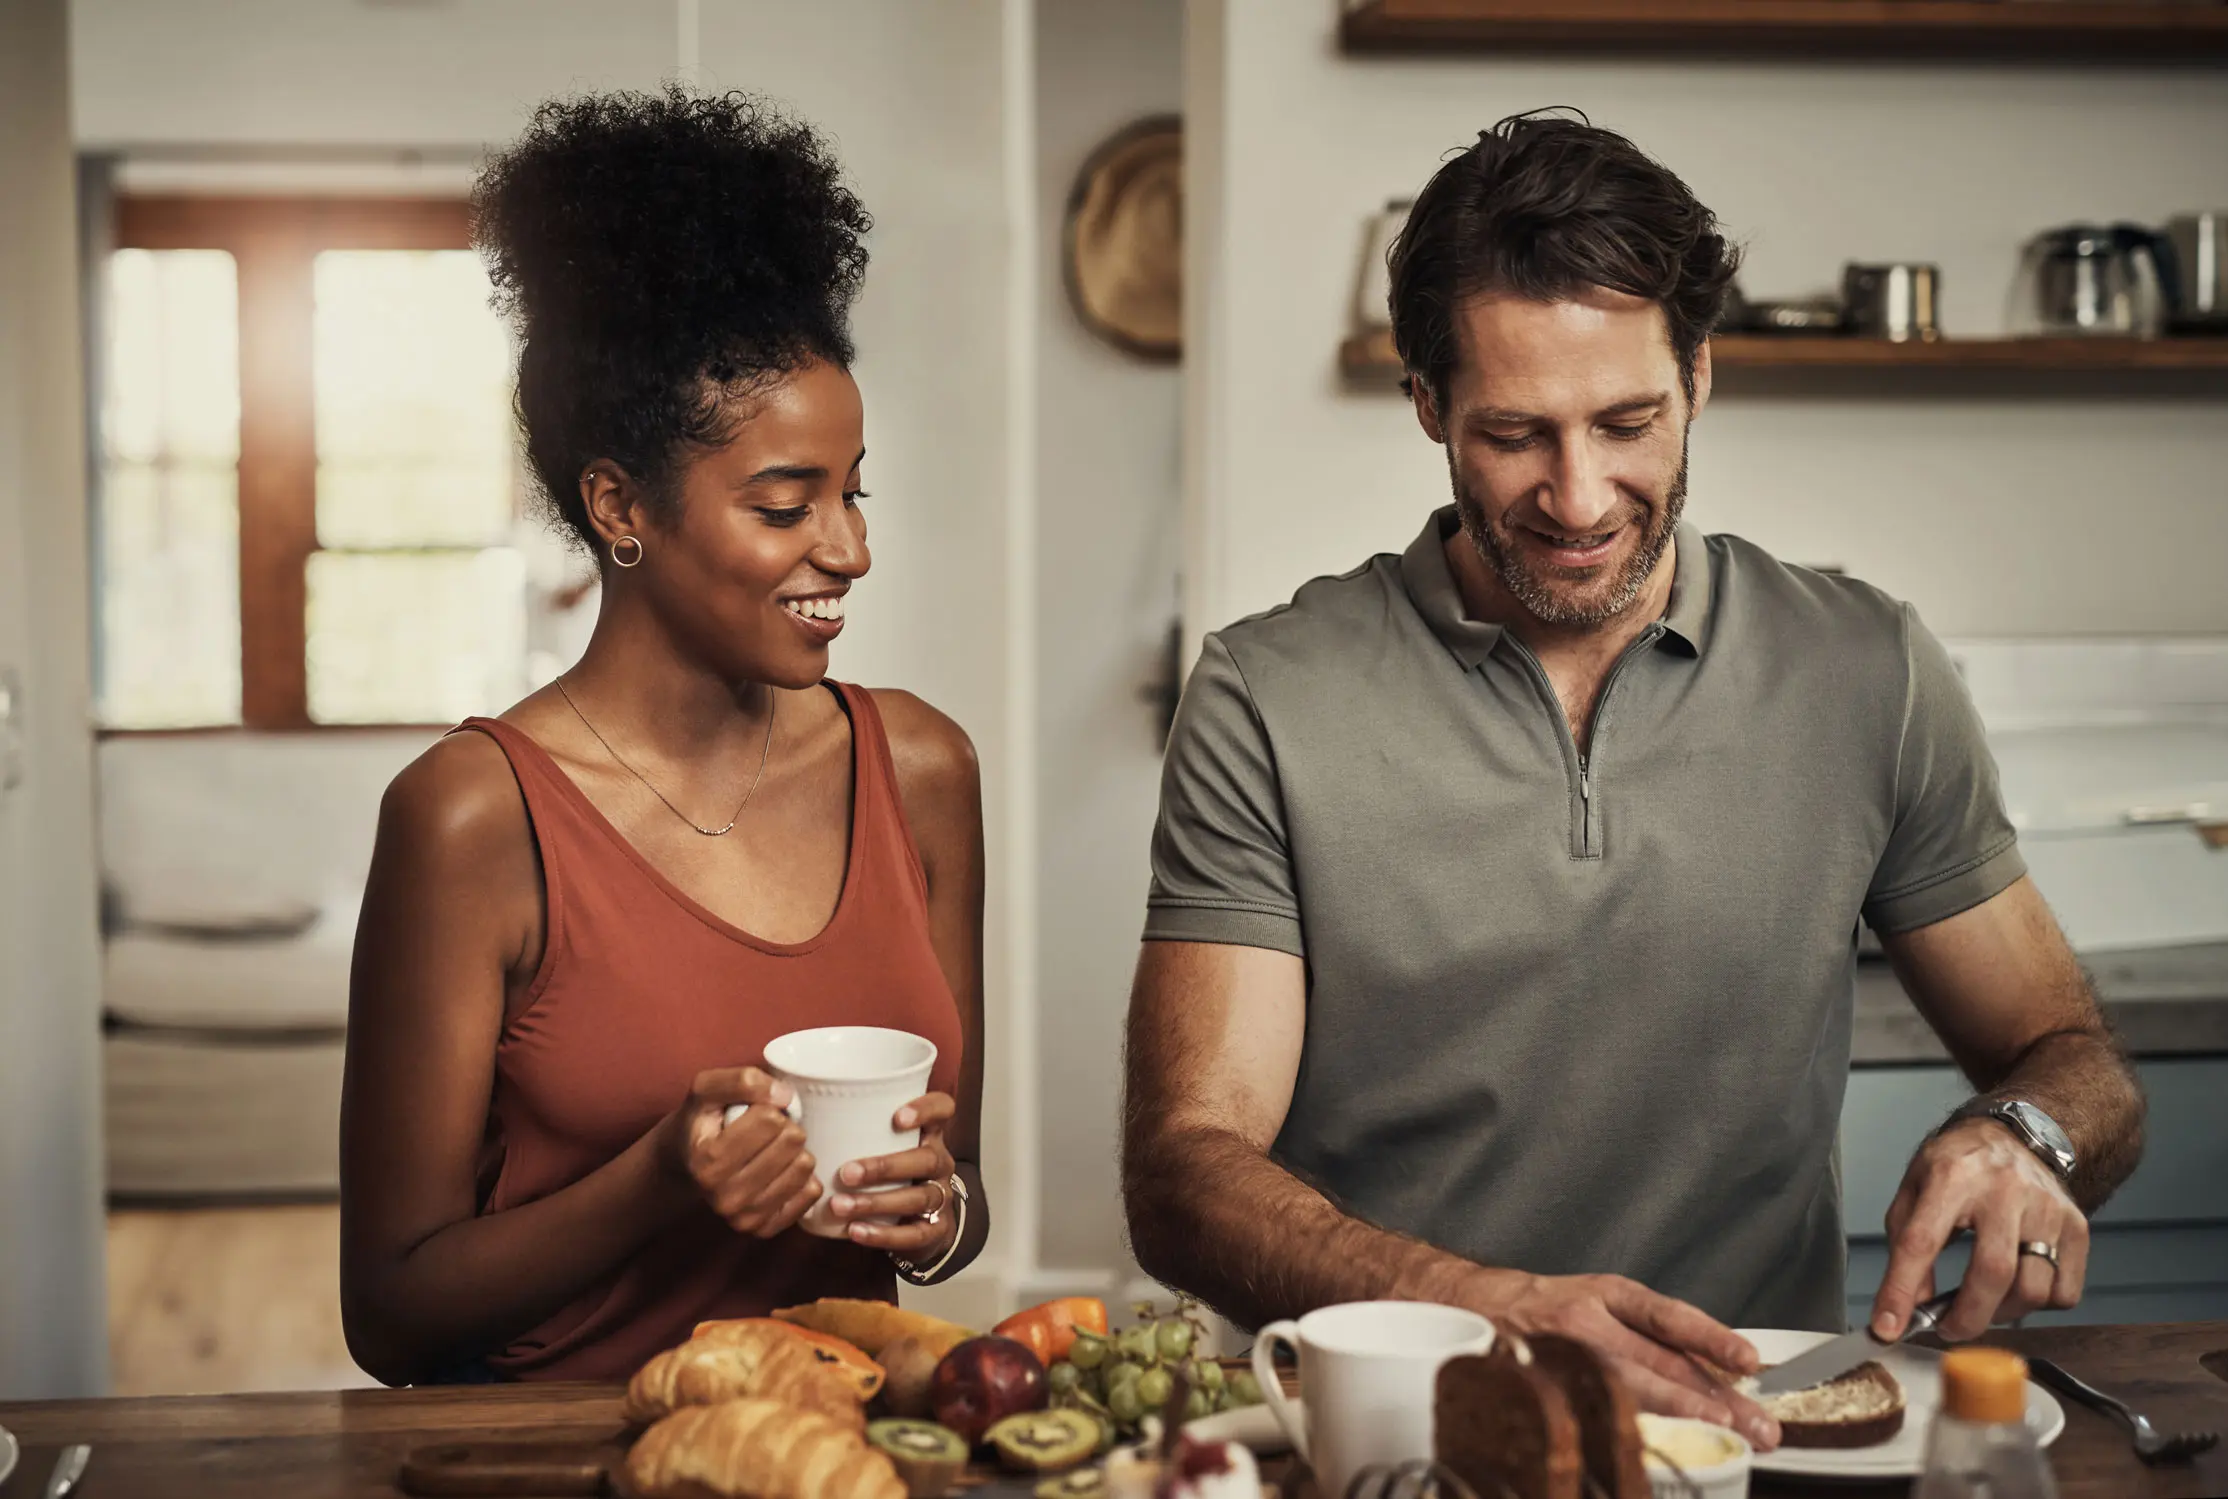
[1578,758,1593,857]
[1506,624,1665,861]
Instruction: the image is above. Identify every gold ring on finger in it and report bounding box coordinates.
[2018,1240,2060,1269]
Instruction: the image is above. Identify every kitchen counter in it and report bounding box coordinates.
[3,1323,2226,1499]
[1854,941,2228,1064]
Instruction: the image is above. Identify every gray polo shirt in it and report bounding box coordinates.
[1144,507,2024,1331]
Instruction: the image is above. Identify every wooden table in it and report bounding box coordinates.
[2,1323,2224,1498]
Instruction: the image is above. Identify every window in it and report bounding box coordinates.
[307,250,526,723]
[99,249,242,728]
[98,197,557,730]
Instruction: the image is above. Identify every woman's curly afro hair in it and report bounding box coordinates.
[473,87,872,550]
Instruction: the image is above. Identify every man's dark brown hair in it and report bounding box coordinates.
[1387,109,1741,406]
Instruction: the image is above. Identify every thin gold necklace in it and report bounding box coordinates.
[554,676,777,837]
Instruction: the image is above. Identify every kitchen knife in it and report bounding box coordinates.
[42,1444,90,1499]
[1748,1289,1959,1397]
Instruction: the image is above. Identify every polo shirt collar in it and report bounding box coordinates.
[1657,519,1713,657]
[1399,507,1504,671]
[1398,506,1715,669]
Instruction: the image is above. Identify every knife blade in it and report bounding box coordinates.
[1749,1288,1958,1396]
[42,1443,90,1499]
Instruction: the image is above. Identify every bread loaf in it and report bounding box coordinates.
[626,1324,865,1428]
[626,1398,905,1499]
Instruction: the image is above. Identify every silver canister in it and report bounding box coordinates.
[2166,212,2227,329]
[1352,199,1414,333]
[1842,262,1941,342]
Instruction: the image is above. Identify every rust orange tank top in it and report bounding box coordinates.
[453,682,964,1381]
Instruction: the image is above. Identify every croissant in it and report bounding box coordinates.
[627,1398,905,1499]
[625,1324,864,1428]
[693,1319,886,1401]
[770,1298,974,1360]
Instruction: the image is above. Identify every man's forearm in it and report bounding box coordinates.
[1123,1122,1497,1330]
[1972,1027,2145,1211]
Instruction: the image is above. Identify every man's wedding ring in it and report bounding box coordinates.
[2019,1240,2060,1268]
[923,1178,950,1225]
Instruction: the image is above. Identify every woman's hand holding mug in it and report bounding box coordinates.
[828,1091,960,1255]
[736,1026,943,1243]
[661,1066,823,1238]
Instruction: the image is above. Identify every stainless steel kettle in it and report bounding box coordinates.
[2007,223,2176,338]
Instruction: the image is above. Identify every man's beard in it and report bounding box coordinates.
[1451,432,1688,628]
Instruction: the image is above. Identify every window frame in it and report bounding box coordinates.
[110,195,477,732]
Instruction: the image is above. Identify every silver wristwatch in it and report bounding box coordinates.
[1949,1098,2076,1183]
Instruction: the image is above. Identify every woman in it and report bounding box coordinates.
[339,89,987,1385]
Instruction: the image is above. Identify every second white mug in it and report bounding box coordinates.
[724,1025,937,1240]
[1250,1300,1496,1499]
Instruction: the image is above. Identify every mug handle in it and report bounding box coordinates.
[1250,1321,1308,1465]
[722,1095,805,1129]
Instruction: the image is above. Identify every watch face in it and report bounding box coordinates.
[2003,1101,2076,1174]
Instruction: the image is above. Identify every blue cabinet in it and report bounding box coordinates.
[1839,1056,2228,1328]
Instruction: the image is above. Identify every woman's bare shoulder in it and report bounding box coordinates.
[863,688,980,815]
[377,728,534,873]
[358,728,545,1000]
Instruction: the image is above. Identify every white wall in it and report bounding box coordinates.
[692,13,1027,1299]
[1186,2,2228,639]
[72,0,674,148]
[72,0,1039,1323]
[696,0,1036,1322]
[0,0,109,1400]
[1031,0,1184,1284]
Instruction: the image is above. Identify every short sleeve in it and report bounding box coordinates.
[1862,605,2027,934]
[1142,634,1304,957]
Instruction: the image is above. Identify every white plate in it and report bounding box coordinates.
[1738,1328,2065,1480]
[0,1423,16,1487]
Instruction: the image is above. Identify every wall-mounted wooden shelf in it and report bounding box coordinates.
[1338,328,2228,388]
[1338,0,2228,61]
[1711,335,2228,370]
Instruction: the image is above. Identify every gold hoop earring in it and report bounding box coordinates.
[610,534,644,569]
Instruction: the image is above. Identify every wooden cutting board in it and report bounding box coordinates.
[399,1441,619,1496]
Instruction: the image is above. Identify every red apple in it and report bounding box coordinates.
[930,1335,1048,1444]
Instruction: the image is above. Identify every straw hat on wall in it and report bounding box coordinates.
[1064,114,1181,361]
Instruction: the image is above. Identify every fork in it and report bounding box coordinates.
[2028,1356,2220,1464]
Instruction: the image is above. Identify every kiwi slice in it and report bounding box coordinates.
[1052,1389,1119,1455]
[1036,1468,1108,1499]
[987,1409,1103,1473]
[866,1419,969,1499]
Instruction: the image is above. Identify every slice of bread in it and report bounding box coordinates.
[1523,1336,1649,1499]
[1740,1361,1907,1449]
[1435,1343,1584,1499]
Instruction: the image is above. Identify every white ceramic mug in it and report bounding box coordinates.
[722,1026,937,1240]
[1250,1301,1496,1499]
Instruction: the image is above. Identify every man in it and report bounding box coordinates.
[1120,114,2145,1452]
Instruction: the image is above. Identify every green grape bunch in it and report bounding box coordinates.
[1043,1297,1265,1440]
